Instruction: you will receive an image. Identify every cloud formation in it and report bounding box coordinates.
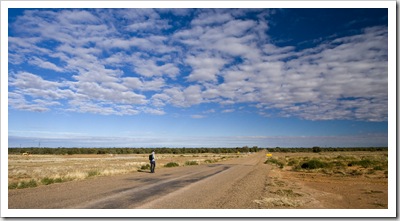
[8,9,388,122]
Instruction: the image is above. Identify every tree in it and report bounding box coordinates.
[312,146,321,153]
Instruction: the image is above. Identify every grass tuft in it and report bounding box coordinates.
[185,161,199,166]
[17,179,38,189]
[87,170,100,177]
[164,162,179,167]
[265,158,285,168]
[300,159,329,170]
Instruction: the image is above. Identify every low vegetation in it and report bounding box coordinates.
[8,153,237,189]
[185,161,199,166]
[164,162,179,167]
[264,151,388,177]
[8,146,261,155]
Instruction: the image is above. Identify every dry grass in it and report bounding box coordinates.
[8,153,242,189]
[256,151,388,209]
[264,151,388,177]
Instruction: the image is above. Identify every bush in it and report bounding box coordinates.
[8,182,18,189]
[87,170,100,177]
[349,159,376,168]
[140,164,150,170]
[300,159,329,169]
[265,158,285,168]
[287,159,298,166]
[54,177,63,183]
[185,161,199,166]
[312,146,321,153]
[41,177,55,185]
[373,165,384,170]
[18,179,38,189]
[164,162,179,167]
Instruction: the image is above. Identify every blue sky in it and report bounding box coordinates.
[7,7,389,148]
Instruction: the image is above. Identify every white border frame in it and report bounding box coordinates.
[1,1,396,218]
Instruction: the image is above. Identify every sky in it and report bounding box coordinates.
[7,7,390,148]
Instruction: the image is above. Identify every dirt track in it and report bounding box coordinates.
[8,152,269,209]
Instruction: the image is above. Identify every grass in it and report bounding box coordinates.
[87,170,100,177]
[140,164,150,170]
[164,162,179,167]
[265,151,388,178]
[185,161,199,166]
[264,158,285,168]
[299,159,329,170]
[9,153,233,189]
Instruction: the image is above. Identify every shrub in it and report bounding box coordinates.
[300,159,329,170]
[373,166,384,170]
[185,161,199,166]
[265,158,285,168]
[140,164,150,170]
[87,170,100,177]
[312,146,321,153]
[18,179,37,189]
[54,177,63,183]
[349,159,376,168]
[8,182,18,189]
[41,177,55,185]
[287,159,298,166]
[164,162,179,167]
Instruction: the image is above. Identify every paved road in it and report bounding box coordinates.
[8,152,269,209]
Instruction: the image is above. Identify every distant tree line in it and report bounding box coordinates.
[8,146,388,155]
[8,146,260,155]
[266,146,388,153]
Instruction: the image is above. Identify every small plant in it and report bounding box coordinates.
[272,189,303,197]
[41,177,55,185]
[185,161,199,166]
[164,162,179,167]
[300,159,329,170]
[312,146,321,153]
[18,179,38,189]
[140,164,150,170]
[87,170,100,177]
[205,159,216,163]
[8,182,19,189]
[54,177,63,183]
[265,158,285,168]
[287,159,298,166]
[373,165,383,170]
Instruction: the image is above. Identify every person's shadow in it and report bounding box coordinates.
[137,169,152,173]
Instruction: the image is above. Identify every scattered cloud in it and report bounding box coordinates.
[8,9,388,122]
[222,109,235,113]
[191,114,206,119]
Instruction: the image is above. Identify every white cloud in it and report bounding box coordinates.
[28,57,64,72]
[191,10,233,26]
[131,54,180,78]
[9,72,61,90]
[186,53,227,82]
[8,9,388,121]
[191,114,206,119]
[222,109,235,113]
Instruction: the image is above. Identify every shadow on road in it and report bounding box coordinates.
[137,170,153,173]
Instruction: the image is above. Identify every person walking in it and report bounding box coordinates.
[149,150,156,173]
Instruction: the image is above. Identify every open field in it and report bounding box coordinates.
[8,150,388,209]
[260,151,388,209]
[8,153,242,189]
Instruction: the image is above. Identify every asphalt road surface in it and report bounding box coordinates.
[8,152,269,209]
